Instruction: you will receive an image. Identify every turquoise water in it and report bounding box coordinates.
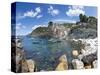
[21,36,80,71]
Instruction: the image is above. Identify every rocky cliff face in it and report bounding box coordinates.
[31,23,70,40]
[49,23,70,40]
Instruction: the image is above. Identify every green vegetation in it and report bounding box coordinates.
[33,27,49,33]
[87,16,97,29]
[78,14,97,29]
[79,14,88,23]
[69,14,97,39]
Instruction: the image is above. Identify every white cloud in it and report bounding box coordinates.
[35,7,41,13]
[17,7,42,19]
[23,10,37,18]
[16,23,26,30]
[66,5,85,16]
[36,15,43,19]
[48,6,59,16]
[24,10,39,18]
[32,25,47,30]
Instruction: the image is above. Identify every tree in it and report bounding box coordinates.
[79,14,83,22]
[79,14,88,22]
[83,15,88,22]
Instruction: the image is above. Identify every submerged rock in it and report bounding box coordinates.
[55,54,68,71]
[72,59,84,69]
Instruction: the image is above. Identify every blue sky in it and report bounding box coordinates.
[12,2,97,36]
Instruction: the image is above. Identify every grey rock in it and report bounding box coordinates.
[93,60,97,68]
[72,59,84,69]
[82,52,97,65]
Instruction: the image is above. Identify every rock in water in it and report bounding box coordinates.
[26,59,36,72]
[72,59,84,69]
[16,47,24,72]
[55,62,68,71]
[21,59,29,72]
[80,49,86,55]
[59,54,67,62]
[56,54,68,71]
[92,60,97,68]
[16,38,23,48]
[72,50,79,57]
[14,38,37,72]
[21,59,36,72]
[78,54,84,60]
[82,52,97,65]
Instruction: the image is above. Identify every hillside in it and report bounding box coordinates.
[30,14,97,39]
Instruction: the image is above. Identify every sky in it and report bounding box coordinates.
[11,2,97,36]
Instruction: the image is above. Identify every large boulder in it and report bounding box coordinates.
[21,59,29,72]
[16,47,24,72]
[78,54,84,60]
[81,52,97,65]
[59,54,68,62]
[15,39,37,72]
[16,38,23,48]
[72,50,79,57]
[21,59,37,72]
[26,59,36,72]
[92,60,97,68]
[72,59,84,69]
[55,54,68,71]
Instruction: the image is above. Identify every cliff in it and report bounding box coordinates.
[30,15,97,40]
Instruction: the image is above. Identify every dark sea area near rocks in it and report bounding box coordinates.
[21,36,81,71]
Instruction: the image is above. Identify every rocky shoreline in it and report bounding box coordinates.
[11,38,37,73]
[71,38,97,69]
[12,37,97,72]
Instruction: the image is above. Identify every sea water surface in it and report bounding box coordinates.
[21,36,81,71]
